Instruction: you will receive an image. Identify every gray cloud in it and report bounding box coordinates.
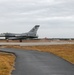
[0,0,74,38]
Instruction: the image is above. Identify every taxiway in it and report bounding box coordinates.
[0,48,74,75]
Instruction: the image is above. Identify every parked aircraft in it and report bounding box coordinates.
[0,25,40,42]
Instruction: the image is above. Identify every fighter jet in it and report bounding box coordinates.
[0,25,40,42]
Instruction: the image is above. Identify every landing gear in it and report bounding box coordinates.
[19,39,22,42]
[6,39,9,42]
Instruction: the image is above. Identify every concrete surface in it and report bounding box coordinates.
[0,48,74,75]
[0,42,74,46]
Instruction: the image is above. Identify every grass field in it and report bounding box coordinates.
[0,52,15,75]
[2,44,74,64]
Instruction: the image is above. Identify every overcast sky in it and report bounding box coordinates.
[0,0,74,38]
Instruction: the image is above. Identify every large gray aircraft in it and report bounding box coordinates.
[0,25,40,42]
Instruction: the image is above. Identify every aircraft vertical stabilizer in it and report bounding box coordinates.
[29,25,40,34]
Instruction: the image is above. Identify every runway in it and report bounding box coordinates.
[0,48,74,75]
[0,41,74,46]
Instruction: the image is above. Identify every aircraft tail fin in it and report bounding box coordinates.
[29,25,40,33]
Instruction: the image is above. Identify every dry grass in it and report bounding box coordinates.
[2,44,74,64]
[0,52,15,75]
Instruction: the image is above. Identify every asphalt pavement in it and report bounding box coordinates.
[0,48,74,75]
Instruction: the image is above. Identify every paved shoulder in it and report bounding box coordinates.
[0,48,74,75]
